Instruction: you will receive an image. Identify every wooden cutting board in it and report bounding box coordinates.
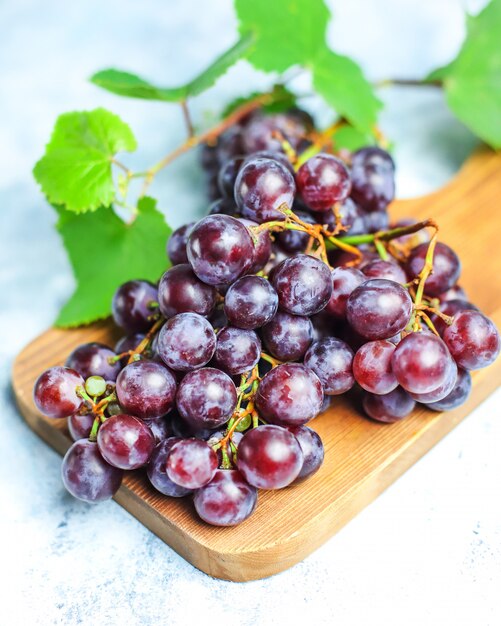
[12,148,501,582]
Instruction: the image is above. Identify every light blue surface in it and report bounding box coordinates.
[0,1,499,625]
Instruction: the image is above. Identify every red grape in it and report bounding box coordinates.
[65,342,121,382]
[353,340,398,395]
[112,280,158,333]
[287,425,324,480]
[194,469,257,526]
[157,312,216,371]
[350,147,395,212]
[424,368,472,411]
[166,439,218,489]
[443,310,500,370]
[97,414,155,469]
[261,311,313,361]
[147,438,193,497]
[116,360,177,419]
[33,366,84,419]
[362,387,415,423]
[213,326,261,375]
[304,338,355,395]
[296,153,351,212]
[406,242,461,297]
[325,266,366,318]
[224,275,278,329]
[167,222,195,265]
[68,412,95,441]
[157,264,216,318]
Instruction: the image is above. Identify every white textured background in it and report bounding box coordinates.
[1,1,500,625]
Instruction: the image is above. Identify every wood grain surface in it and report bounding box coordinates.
[12,148,501,581]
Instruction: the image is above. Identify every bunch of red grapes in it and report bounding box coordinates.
[33,107,500,527]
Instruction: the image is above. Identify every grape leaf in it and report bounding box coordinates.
[313,49,382,132]
[332,125,377,152]
[55,197,171,327]
[33,109,136,213]
[235,0,329,71]
[221,85,297,118]
[90,34,254,102]
[430,0,501,148]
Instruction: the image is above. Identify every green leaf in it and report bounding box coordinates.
[313,48,382,132]
[33,109,136,213]
[235,0,329,71]
[221,85,297,118]
[90,34,254,102]
[433,0,501,148]
[332,125,377,152]
[55,197,171,327]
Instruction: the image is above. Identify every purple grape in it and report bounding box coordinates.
[392,332,453,394]
[157,312,216,371]
[315,197,366,236]
[65,342,121,382]
[432,299,478,336]
[187,215,255,285]
[234,157,296,223]
[238,218,272,271]
[116,360,177,419]
[406,242,461,297]
[143,416,173,444]
[363,210,390,233]
[362,260,407,284]
[287,425,324,480]
[236,425,303,489]
[167,222,195,265]
[409,358,458,403]
[350,147,395,212]
[33,366,84,419]
[296,153,351,212]
[146,438,193,497]
[242,112,308,154]
[157,264,216,319]
[215,126,245,164]
[97,414,155,470]
[276,210,316,253]
[353,340,398,395]
[271,254,332,316]
[244,150,295,175]
[303,338,355,395]
[112,280,158,333]
[217,156,244,197]
[176,367,237,430]
[170,410,215,441]
[362,387,415,423]
[256,363,324,425]
[224,275,278,330]
[208,198,239,216]
[261,311,313,361]
[346,279,413,340]
[425,368,472,411]
[166,439,218,489]
[213,327,261,376]
[439,284,467,303]
[61,440,123,503]
[194,469,257,526]
[68,412,95,441]
[443,310,500,370]
[208,306,229,330]
[324,266,366,318]
[114,333,146,366]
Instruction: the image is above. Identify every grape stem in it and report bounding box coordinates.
[180,100,195,138]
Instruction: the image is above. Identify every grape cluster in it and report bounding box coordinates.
[33,107,500,527]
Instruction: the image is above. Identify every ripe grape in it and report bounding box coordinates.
[245,150,295,175]
[116,360,177,419]
[363,210,390,233]
[33,366,84,419]
[176,367,237,430]
[114,333,146,366]
[296,153,351,212]
[147,438,193,497]
[242,112,308,154]
[443,310,501,370]
[238,218,272,271]
[362,387,415,423]
[208,198,238,216]
[439,284,467,303]
[392,332,453,394]
[425,368,472,411]
[167,222,195,265]
[287,425,324,480]
[236,425,303,489]
[213,326,261,375]
[194,469,257,526]
[157,264,216,319]
[224,275,278,329]
[362,260,407,284]
[143,416,173,443]
[432,299,477,336]
[325,266,366,318]
[256,363,324,425]
[187,215,255,285]
[350,147,395,212]
[112,280,158,333]
[68,412,95,441]
[166,439,218,489]
[157,312,216,371]
[97,414,155,470]
[316,197,366,235]
[353,340,398,395]
[346,279,413,340]
[409,358,458,403]
[61,440,123,503]
[65,342,121,382]
[303,338,355,395]
[234,157,296,223]
[261,311,313,361]
[406,242,461,297]
[271,254,332,316]
[217,156,244,197]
